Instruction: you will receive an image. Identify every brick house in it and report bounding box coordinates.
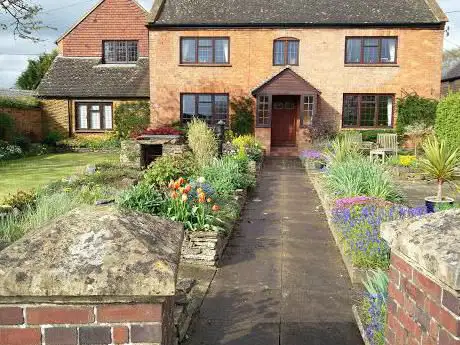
[39,0,447,154]
[37,0,149,137]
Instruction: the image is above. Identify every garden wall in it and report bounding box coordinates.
[0,207,184,345]
[381,210,460,345]
[0,106,43,141]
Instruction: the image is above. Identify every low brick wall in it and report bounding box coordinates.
[381,210,460,345]
[0,207,184,345]
[0,302,172,345]
[0,106,43,141]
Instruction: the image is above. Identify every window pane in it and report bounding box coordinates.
[360,95,376,126]
[198,39,213,63]
[303,95,314,126]
[257,95,270,125]
[214,39,229,64]
[287,41,299,65]
[198,95,212,122]
[378,96,393,126]
[214,95,228,123]
[182,95,196,122]
[115,41,127,62]
[274,41,285,65]
[104,42,116,63]
[381,38,396,63]
[346,39,361,63]
[90,105,101,129]
[181,39,196,63]
[363,38,379,64]
[127,42,138,62]
[78,105,88,129]
[343,96,358,126]
[104,105,113,129]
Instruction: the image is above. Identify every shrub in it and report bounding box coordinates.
[202,155,255,196]
[359,270,389,345]
[136,127,184,137]
[326,156,402,202]
[230,96,254,135]
[12,135,32,151]
[435,92,460,149]
[305,120,337,142]
[0,112,15,141]
[118,182,164,214]
[398,155,417,167]
[58,134,120,150]
[144,152,198,188]
[2,190,37,211]
[0,141,22,160]
[187,119,218,169]
[323,137,361,164]
[0,192,80,243]
[232,135,263,162]
[43,131,64,146]
[114,101,150,139]
[396,93,438,135]
[332,204,426,269]
[359,129,395,142]
[419,137,459,201]
[404,122,433,156]
[0,96,40,109]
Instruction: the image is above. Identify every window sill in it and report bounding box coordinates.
[344,64,399,68]
[75,130,112,133]
[341,126,394,130]
[179,63,232,67]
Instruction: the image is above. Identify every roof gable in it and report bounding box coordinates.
[57,0,147,43]
[149,0,445,26]
[252,68,320,95]
[442,60,460,82]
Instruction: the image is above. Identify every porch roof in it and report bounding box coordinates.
[251,67,321,96]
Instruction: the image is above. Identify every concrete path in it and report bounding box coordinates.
[185,158,363,345]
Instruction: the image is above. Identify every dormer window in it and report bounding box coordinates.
[273,38,299,66]
[103,40,138,64]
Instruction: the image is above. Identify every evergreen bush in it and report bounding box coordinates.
[114,101,150,139]
[396,93,438,135]
[435,92,460,148]
[230,96,254,135]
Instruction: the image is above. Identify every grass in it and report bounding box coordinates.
[0,152,118,200]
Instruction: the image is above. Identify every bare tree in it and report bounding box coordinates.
[1,0,45,41]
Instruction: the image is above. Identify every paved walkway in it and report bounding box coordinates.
[185,158,363,345]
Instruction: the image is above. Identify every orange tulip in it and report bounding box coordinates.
[168,180,175,189]
[184,185,192,193]
[198,192,206,203]
[212,205,220,212]
[197,188,203,194]
[173,181,181,190]
[178,177,185,186]
[207,198,212,203]
[170,191,178,199]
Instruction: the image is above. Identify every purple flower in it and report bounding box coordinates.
[300,150,323,160]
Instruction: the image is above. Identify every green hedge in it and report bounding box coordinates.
[0,96,40,110]
[435,92,460,148]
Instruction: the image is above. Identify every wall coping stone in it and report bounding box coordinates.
[381,209,460,290]
[0,206,184,300]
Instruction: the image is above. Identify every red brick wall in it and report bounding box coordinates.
[0,300,173,345]
[0,107,43,141]
[386,253,460,345]
[60,0,148,57]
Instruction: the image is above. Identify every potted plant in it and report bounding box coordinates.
[403,122,433,157]
[419,137,459,213]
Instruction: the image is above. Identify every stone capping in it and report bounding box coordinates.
[0,206,184,299]
[381,209,460,291]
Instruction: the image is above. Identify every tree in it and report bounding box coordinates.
[443,48,460,70]
[16,50,58,90]
[1,0,45,41]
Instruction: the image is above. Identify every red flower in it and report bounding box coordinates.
[212,205,220,212]
[184,185,192,194]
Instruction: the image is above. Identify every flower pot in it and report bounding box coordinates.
[425,196,454,213]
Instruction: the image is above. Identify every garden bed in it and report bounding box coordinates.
[181,189,247,266]
[352,305,372,345]
[308,170,370,285]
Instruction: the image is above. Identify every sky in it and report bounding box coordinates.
[0,0,459,88]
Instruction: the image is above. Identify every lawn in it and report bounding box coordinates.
[0,152,119,200]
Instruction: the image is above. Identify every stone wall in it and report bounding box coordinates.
[0,106,43,141]
[0,207,184,345]
[381,210,460,345]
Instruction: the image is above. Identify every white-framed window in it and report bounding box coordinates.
[76,102,113,131]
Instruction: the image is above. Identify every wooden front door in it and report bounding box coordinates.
[271,95,298,146]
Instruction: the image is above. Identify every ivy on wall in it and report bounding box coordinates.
[0,96,40,110]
